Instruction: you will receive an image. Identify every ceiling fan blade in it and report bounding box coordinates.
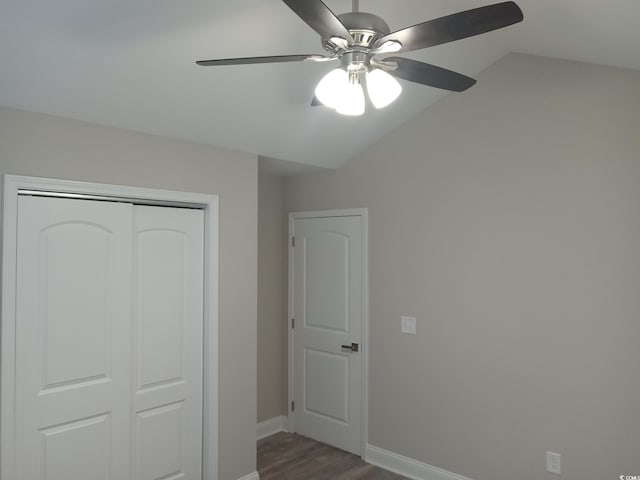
[282,0,354,43]
[384,57,477,92]
[196,54,320,66]
[374,1,523,53]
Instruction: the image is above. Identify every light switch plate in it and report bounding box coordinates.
[401,316,416,334]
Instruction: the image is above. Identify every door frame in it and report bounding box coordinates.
[287,208,369,458]
[1,175,220,480]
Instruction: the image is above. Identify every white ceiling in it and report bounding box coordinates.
[1,0,639,169]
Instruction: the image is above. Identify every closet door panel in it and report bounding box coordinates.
[15,196,133,480]
[133,206,204,480]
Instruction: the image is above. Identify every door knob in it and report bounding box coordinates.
[341,342,359,352]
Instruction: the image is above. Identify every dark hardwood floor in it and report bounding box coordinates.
[257,432,409,480]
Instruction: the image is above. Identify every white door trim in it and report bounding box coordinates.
[1,175,220,480]
[287,208,369,458]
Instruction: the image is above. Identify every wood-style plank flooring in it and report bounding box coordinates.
[258,432,409,480]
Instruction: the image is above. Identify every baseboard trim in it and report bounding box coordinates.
[366,445,474,480]
[257,415,288,440]
[236,471,259,480]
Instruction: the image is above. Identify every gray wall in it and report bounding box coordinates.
[0,107,258,480]
[257,174,287,422]
[285,54,640,480]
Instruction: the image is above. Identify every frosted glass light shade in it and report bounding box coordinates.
[366,68,402,109]
[336,82,365,116]
[315,68,348,109]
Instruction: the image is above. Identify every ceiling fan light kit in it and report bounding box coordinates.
[196,0,524,117]
[315,64,402,115]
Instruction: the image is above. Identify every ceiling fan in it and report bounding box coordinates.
[196,0,523,116]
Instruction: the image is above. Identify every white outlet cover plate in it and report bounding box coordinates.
[546,451,561,475]
[401,316,417,335]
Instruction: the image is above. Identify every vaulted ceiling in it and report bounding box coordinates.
[1,0,639,168]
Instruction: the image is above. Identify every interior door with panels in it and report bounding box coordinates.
[292,215,363,455]
[14,196,204,480]
[133,205,204,480]
[15,196,134,480]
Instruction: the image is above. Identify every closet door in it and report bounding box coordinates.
[15,196,133,480]
[132,206,204,480]
[14,197,205,480]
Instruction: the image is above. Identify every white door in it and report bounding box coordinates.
[132,205,204,480]
[15,196,134,480]
[14,196,204,480]
[291,214,364,455]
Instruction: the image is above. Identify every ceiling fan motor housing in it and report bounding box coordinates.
[322,12,390,51]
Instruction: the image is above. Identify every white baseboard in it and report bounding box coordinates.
[236,472,259,480]
[366,445,474,480]
[256,415,289,440]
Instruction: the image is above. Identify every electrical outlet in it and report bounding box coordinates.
[401,316,416,334]
[546,451,561,475]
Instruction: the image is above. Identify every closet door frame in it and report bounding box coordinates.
[1,174,220,480]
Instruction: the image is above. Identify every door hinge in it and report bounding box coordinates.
[291,401,295,412]
[291,236,295,247]
[291,318,295,329]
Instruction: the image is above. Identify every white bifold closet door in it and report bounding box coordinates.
[14,195,204,480]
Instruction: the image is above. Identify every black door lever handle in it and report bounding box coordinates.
[341,343,359,352]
